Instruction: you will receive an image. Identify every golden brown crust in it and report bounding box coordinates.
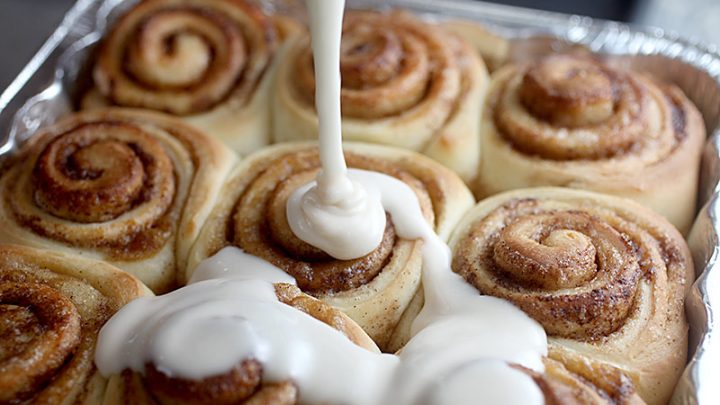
[273,10,488,182]
[294,11,438,120]
[475,54,705,233]
[449,187,692,405]
[0,244,149,404]
[0,109,236,293]
[188,141,474,349]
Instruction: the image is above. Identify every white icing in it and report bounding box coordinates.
[421,361,545,405]
[188,247,296,284]
[286,173,386,260]
[96,247,546,405]
[97,251,398,403]
[285,0,387,260]
[95,250,297,380]
[93,1,550,403]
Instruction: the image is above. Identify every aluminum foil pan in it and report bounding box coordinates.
[0,0,718,403]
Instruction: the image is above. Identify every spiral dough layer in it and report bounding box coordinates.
[449,187,692,405]
[83,0,299,154]
[273,10,488,183]
[475,54,704,233]
[0,109,236,293]
[187,142,474,350]
[0,244,148,404]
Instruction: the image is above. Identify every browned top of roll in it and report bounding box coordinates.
[291,10,461,120]
[0,109,228,263]
[32,121,175,224]
[519,55,618,128]
[520,354,644,405]
[490,53,701,161]
[228,148,435,294]
[452,191,690,342]
[0,281,82,403]
[93,0,278,115]
[0,244,147,403]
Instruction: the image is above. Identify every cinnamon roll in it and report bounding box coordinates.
[0,109,236,292]
[475,54,705,233]
[187,142,474,349]
[0,243,149,404]
[523,353,644,405]
[82,0,300,154]
[273,10,488,183]
[449,187,692,405]
[103,283,379,405]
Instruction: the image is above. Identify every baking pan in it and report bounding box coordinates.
[0,0,718,403]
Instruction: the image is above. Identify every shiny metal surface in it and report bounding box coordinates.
[0,0,718,403]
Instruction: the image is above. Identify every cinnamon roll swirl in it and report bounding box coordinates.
[449,187,692,405]
[187,142,474,349]
[476,54,705,233]
[82,0,300,154]
[103,283,378,405]
[0,109,236,292]
[273,10,488,183]
[0,244,149,404]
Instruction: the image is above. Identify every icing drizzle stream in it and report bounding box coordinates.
[286,0,387,260]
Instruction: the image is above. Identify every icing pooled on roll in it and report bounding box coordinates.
[96,248,397,405]
[96,246,547,405]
